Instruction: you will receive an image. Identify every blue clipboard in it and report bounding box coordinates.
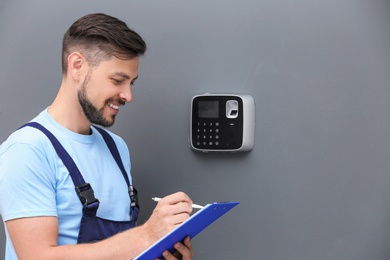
[134,201,240,260]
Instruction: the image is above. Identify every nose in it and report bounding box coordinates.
[119,85,133,103]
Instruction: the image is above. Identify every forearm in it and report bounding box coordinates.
[16,225,153,260]
[9,192,193,260]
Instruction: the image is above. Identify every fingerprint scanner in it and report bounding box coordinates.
[226,100,239,118]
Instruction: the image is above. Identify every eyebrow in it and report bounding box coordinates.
[112,72,138,81]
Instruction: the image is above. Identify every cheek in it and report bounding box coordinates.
[86,82,109,101]
[85,76,119,103]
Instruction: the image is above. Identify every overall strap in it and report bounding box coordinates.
[19,122,100,215]
[93,126,130,186]
[93,126,140,214]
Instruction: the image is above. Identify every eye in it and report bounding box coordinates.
[112,78,123,85]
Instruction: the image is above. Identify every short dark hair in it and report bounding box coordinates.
[62,13,146,75]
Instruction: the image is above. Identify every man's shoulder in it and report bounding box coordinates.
[0,110,53,153]
[0,126,52,161]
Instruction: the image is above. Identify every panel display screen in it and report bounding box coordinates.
[198,101,219,118]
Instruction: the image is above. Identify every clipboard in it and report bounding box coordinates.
[134,201,239,260]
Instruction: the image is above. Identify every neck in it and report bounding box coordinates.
[48,83,92,135]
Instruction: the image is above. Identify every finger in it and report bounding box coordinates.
[172,201,193,215]
[172,212,191,226]
[159,193,193,218]
[154,196,191,217]
[183,236,193,250]
[164,192,192,206]
[174,239,194,260]
[161,250,180,260]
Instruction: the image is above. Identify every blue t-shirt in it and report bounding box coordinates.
[0,109,133,259]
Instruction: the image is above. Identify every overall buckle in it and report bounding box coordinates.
[75,183,100,210]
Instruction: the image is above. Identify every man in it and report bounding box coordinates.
[0,13,194,259]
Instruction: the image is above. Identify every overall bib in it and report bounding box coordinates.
[20,122,140,243]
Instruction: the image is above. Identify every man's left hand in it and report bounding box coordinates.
[157,236,193,260]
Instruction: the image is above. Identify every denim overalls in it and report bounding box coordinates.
[21,122,139,243]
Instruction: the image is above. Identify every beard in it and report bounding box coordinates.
[77,73,116,127]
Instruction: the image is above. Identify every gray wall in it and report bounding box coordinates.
[1,0,390,259]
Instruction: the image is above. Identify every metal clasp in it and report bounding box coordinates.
[128,185,139,209]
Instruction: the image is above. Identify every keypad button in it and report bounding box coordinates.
[193,121,224,148]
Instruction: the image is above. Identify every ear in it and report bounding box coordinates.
[67,52,86,81]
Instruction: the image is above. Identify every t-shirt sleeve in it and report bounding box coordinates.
[0,142,58,221]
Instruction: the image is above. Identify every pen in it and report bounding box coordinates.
[152,197,204,209]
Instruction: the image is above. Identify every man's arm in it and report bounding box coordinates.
[6,192,194,260]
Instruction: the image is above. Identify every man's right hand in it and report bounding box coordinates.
[143,191,193,242]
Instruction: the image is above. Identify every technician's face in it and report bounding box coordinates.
[77,56,139,127]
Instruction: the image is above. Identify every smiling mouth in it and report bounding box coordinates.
[108,103,120,110]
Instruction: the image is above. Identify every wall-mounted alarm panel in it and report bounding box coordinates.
[190,94,255,152]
